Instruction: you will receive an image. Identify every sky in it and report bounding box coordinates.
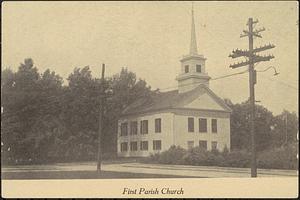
[2,1,299,115]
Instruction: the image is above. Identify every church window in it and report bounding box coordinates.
[153,140,162,150]
[130,121,138,135]
[188,117,194,132]
[140,141,148,151]
[155,118,161,133]
[185,65,189,73]
[199,118,207,132]
[140,120,148,134]
[120,142,128,152]
[212,119,218,133]
[199,140,207,150]
[196,64,202,73]
[212,141,218,150]
[130,141,138,151]
[121,122,128,136]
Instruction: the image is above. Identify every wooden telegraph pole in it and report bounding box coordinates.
[285,112,288,145]
[229,18,275,177]
[97,63,105,173]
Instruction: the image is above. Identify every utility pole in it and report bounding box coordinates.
[285,112,288,145]
[229,18,275,177]
[97,63,105,174]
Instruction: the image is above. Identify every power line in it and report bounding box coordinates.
[259,74,298,90]
[159,70,249,92]
[158,65,297,93]
[211,69,248,80]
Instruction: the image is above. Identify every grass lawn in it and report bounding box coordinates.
[1,170,201,180]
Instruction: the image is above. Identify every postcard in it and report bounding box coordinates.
[1,1,298,198]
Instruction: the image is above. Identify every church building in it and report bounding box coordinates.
[117,8,231,157]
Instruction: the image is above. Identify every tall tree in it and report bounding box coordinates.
[58,66,102,161]
[1,59,67,163]
[227,100,274,152]
[271,110,298,147]
[1,58,42,163]
[103,68,152,154]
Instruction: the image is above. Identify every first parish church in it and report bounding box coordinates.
[117,8,232,157]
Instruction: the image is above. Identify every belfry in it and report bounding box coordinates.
[176,5,211,93]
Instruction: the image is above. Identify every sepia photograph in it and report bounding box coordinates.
[1,1,298,198]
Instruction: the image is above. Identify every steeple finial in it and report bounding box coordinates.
[190,2,198,55]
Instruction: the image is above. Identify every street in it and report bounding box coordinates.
[2,161,298,179]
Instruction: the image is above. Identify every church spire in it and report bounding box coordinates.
[189,3,198,55]
[177,3,210,93]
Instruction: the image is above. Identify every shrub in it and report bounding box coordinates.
[183,147,225,166]
[142,144,297,170]
[221,145,229,157]
[257,143,298,170]
[207,150,225,166]
[157,145,187,164]
[222,149,251,168]
[145,153,161,164]
[171,146,250,168]
[182,147,208,165]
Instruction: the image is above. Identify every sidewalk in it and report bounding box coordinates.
[104,162,298,178]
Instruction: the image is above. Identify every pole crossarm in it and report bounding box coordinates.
[242,30,262,38]
[253,27,266,34]
[229,54,274,69]
[229,60,250,69]
[241,27,265,38]
[253,44,275,53]
[240,33,248,38]
[229,44,275,59]
[229,49,250,58]
[253,54,275,63]
[229,45,275,59]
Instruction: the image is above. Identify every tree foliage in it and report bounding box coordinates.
[1,60,152,164]
[226,99,298,152]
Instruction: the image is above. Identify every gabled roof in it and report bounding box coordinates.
[121,84,232,116]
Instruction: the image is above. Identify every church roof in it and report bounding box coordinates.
[121,84,232,117]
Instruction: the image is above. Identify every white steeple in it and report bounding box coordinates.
[176,4,211,93]
[190,5,198,55]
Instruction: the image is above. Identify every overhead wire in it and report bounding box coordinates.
[158,69,249,92]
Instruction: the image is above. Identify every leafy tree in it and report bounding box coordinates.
[103,68,152,153]
[58,66,101,160]
[107,68,151,118]
[227,100,274,152]
[271,110,298,147]
[1,59,41,163]
[1,59,65,163]
[226,99,298,152]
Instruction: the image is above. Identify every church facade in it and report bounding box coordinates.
[117,8,231,157]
